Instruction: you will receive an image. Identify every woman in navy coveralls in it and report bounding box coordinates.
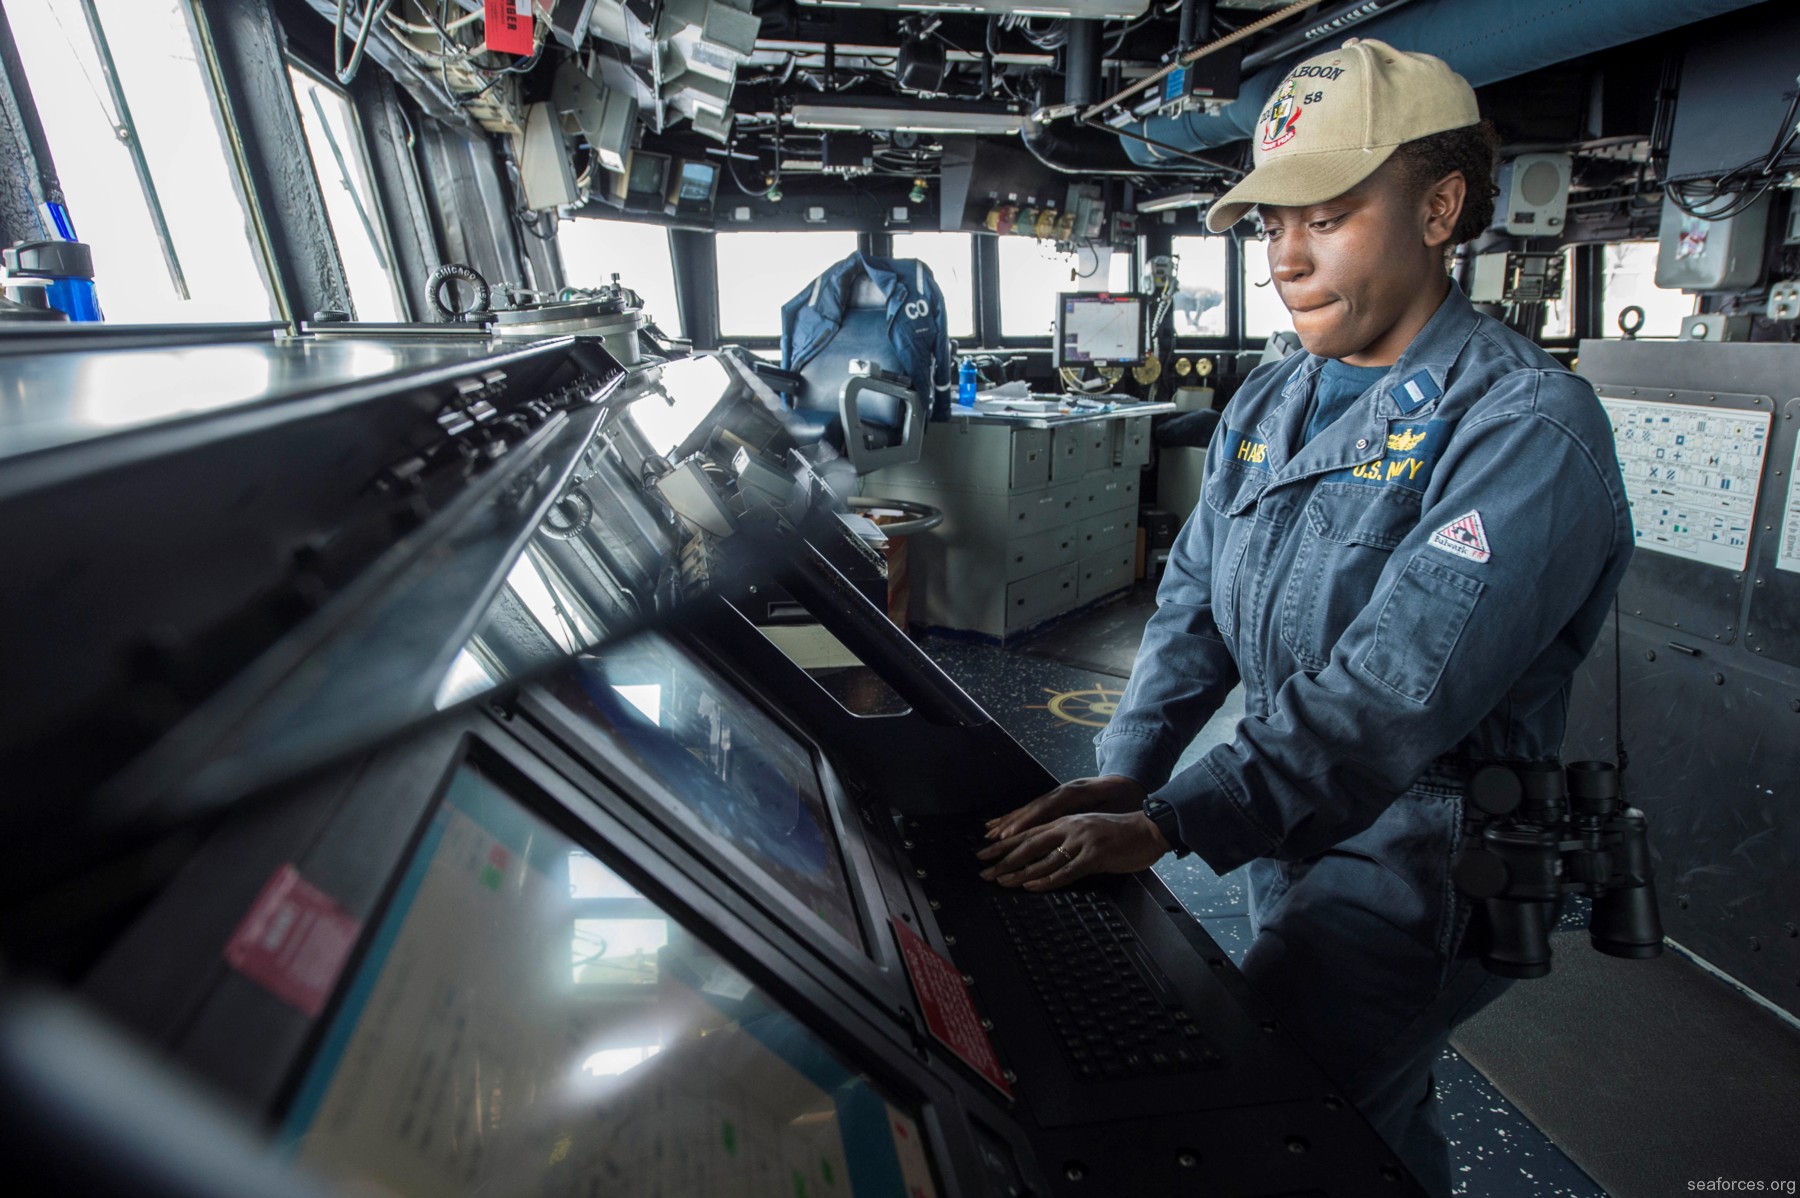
[976,38,1634,1195]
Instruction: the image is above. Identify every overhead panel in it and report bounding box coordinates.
[552,61,637,173]
[520,102,580,210]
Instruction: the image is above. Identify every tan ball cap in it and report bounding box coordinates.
[1204,37,1480,233]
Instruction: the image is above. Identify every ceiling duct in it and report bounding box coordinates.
[1117,0,1771,167]
[1023,115,1194,176]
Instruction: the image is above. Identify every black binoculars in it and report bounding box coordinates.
[1452,759,1663,979]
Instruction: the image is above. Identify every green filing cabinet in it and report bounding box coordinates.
[869,412,1153,638]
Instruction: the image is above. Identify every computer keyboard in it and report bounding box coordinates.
[990,889,1220,1080]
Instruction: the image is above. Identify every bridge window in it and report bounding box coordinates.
[1601,241,1696,338]
[997,238,1135,339]
[3,0,278,322]
[714,230,858,337]
[288,65,403,323]
[889,232,974,340]
[1239,237,1291,343]
[558,218,684,337]
[1168,236,1229,339]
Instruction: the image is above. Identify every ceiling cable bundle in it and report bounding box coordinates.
[1663,73,1800,222]
[333,0,399,85]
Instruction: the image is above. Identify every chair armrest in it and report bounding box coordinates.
[839,376,926,473]
[747,359,806,396]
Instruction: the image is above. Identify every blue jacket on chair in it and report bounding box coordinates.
[780,251,954,421]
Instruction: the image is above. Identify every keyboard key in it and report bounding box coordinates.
[986,891,1215,1081]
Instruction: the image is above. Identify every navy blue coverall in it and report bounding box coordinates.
[1096,282,1634,1193]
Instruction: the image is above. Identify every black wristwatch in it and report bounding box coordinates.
[1143,796,1190,858]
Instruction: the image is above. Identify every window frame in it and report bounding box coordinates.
[555,215,686,340]
[285,55,408,324]
[883,230,978,343]
[1597,238,1699,341]
[0,0,287,324]
[709,228,865,347]
[1236,230,1297,346]
[991,236,1140,349]
[1165,232,1238,351]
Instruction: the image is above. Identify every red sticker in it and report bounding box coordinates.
[224,864,361,1017]
[483,0,534,56]
[892,918,1011,1097]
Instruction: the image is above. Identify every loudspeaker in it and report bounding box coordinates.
[1493,153,1571,236]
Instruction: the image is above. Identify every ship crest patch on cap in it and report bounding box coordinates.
[1261,77,1303,150]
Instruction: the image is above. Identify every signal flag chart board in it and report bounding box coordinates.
[1600,397,1772,573]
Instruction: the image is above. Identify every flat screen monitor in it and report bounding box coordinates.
[282,760,938,1197]
[1054,292,1146,368]
[541,633,868,952]
[672,160,718,215]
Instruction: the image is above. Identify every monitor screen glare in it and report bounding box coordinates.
[545,633,866,950]
[282,763,938,1197]
[677,162,716,203]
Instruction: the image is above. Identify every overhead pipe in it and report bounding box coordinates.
[1025,65,1231,176]
[1120,0,1770,167]
[1022,113,1205,175]
[1065,19,1100,110]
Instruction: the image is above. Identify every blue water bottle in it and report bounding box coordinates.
[3,238,102,322]
[958,358,978,406]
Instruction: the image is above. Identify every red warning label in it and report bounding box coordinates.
[224,864,361,1017]
[893,918,1012,1097]
[483,0,534,56]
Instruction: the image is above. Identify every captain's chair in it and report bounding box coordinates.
[766,253,947,477]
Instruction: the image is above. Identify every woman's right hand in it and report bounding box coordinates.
[983,774,1148,843]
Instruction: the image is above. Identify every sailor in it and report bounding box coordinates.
[976,39,1634,1194]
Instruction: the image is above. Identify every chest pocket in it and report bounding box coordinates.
[1201,459,1267,640]
[1279,481,1421,671]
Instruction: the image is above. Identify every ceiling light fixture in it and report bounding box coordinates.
[1137,189,1217,214]
[789,96,1025,135]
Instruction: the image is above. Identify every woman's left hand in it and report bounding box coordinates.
[975,811,1171,891]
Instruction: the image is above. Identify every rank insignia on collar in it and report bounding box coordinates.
[1393,369,1443,414]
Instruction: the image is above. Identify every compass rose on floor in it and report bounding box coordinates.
[1027,684,1125,728]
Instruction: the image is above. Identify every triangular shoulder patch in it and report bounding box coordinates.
[1429,510,1491,564]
